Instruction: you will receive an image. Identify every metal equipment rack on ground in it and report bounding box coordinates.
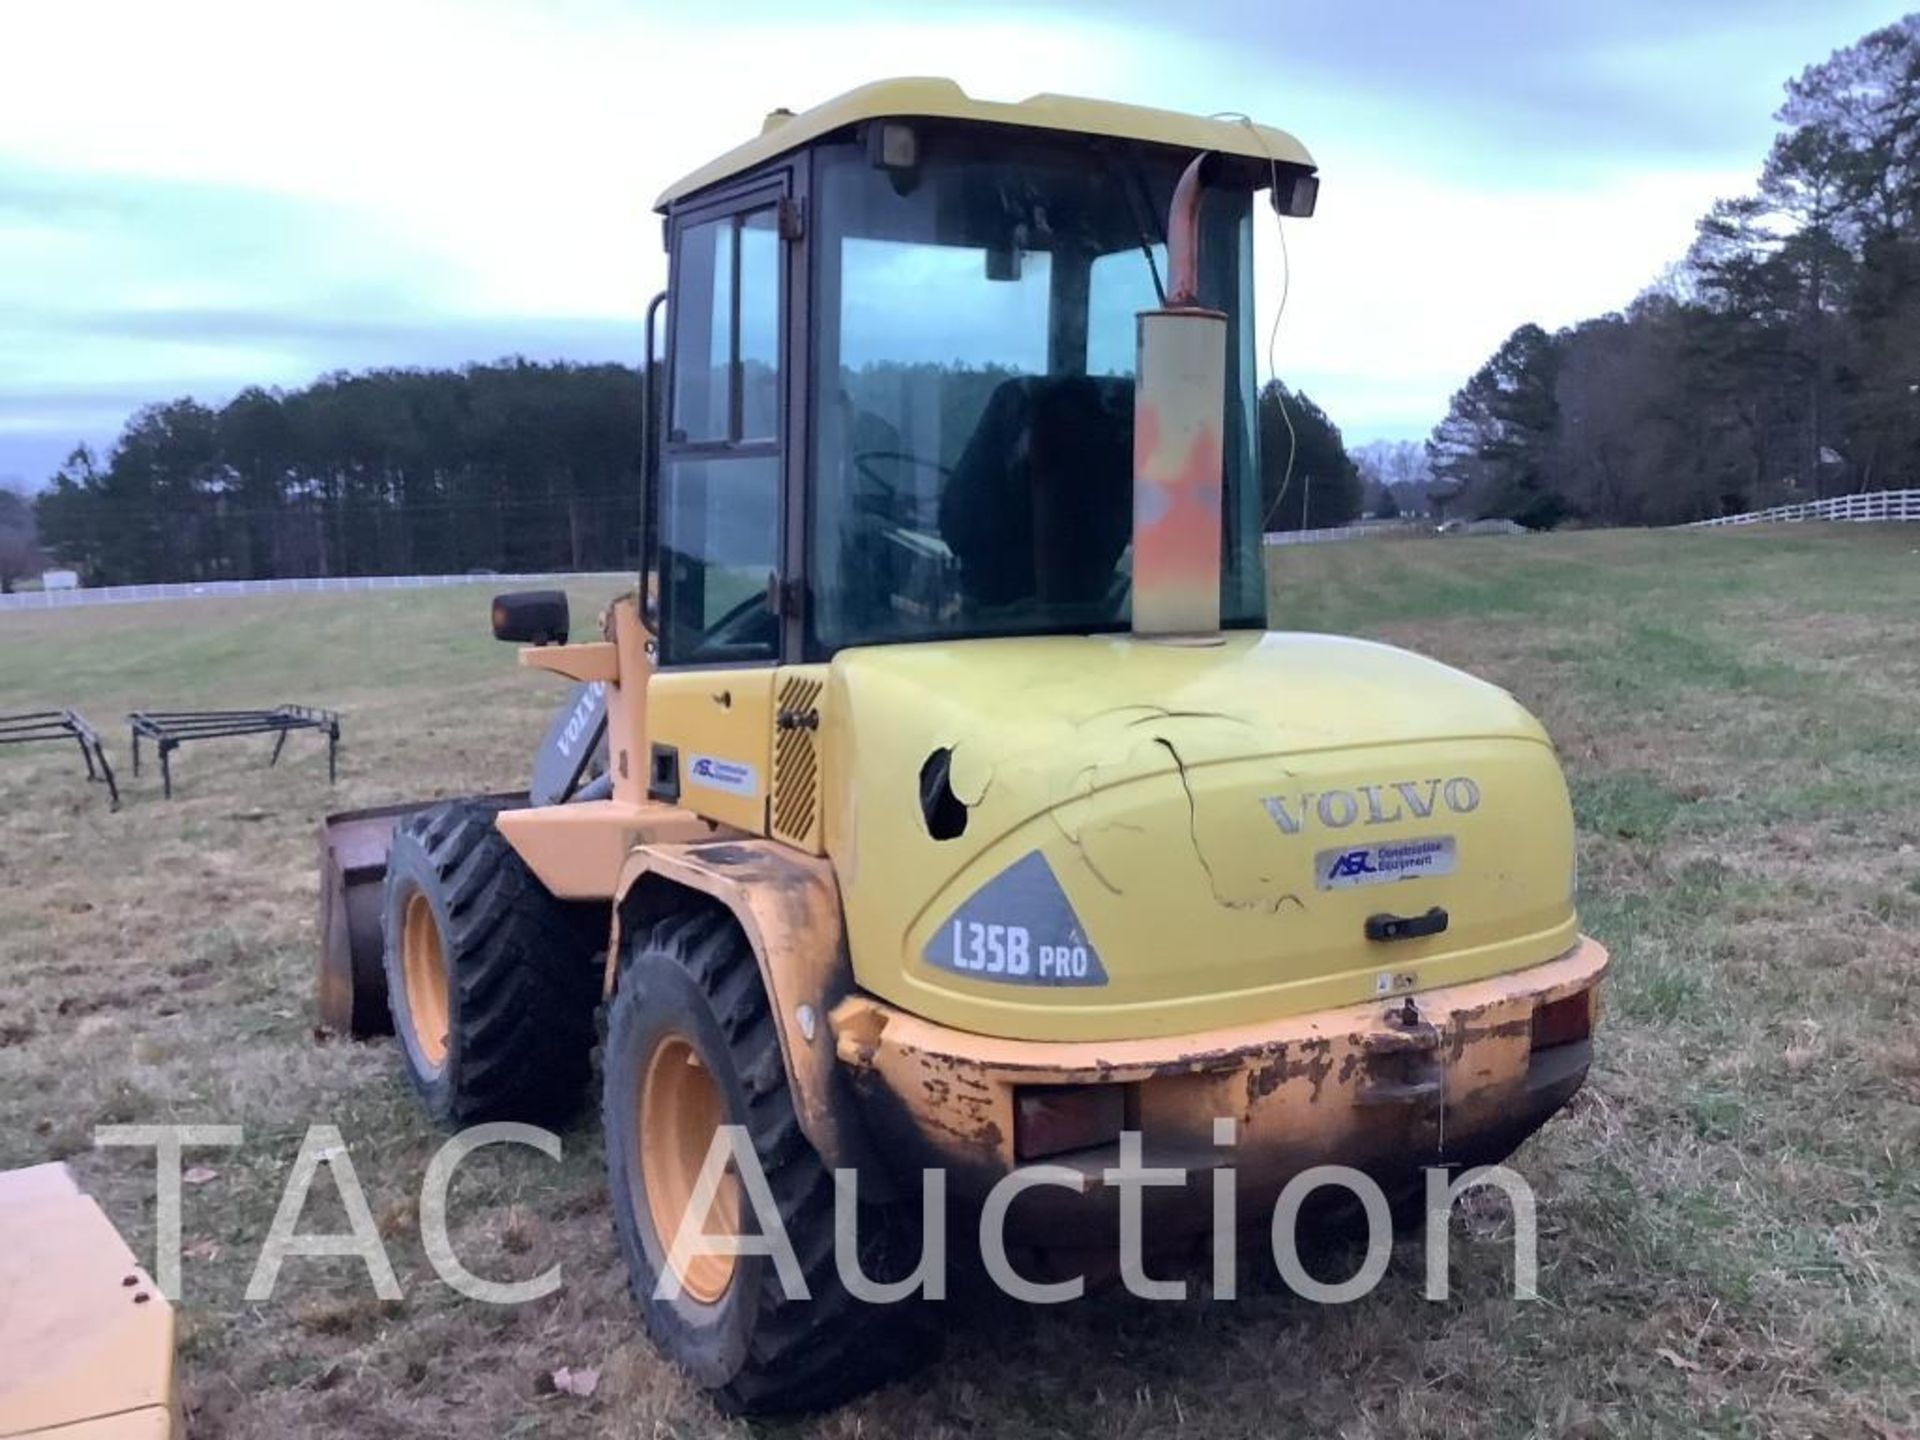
[0,710,120,807]
[128,704,341,798]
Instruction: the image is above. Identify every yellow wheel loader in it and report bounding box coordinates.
[318,78,1607,1413]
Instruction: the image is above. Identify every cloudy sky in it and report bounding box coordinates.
[0,0,1904,485]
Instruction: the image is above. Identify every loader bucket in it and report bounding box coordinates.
[316,793,526,1037]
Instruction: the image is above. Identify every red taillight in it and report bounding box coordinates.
[1532,992,1593,1051]
[1014,1085,1126,1161]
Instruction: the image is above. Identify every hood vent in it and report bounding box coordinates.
[770,673,825,851]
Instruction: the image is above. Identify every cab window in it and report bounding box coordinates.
[660,204,782,664]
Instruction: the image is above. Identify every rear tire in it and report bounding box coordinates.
[602,906,934,1414]
[381,799,602,1127]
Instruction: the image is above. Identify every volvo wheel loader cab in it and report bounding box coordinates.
[320,78,1607,1414]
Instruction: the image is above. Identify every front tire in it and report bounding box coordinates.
[381,799,602,1126]
[602,906,932,1414]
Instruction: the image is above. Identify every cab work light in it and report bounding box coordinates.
[1271,169,1319,218]
[868,120,918,171]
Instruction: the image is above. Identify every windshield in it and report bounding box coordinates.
[808,131,1262,655]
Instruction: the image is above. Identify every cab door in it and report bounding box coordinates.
[647,177,793,833]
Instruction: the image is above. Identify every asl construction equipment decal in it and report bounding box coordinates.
[1315,836,1457,890]
[686,754,757,797]
[924,851,1109,986]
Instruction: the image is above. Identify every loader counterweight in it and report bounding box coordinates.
[830,938,1606,1229]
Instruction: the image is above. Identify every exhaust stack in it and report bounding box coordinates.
[1132,151,1227,637]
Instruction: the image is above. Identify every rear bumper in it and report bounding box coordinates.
[830,936,1607,1225]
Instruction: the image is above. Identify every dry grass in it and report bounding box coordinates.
[3,528,1918,1438]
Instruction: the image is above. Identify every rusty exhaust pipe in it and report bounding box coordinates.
[1132,151,1227,636]
[1164,150,1215,308]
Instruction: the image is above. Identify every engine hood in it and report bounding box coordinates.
[821,631,1579,1041]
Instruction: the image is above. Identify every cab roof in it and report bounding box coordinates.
[655,76,1315,211]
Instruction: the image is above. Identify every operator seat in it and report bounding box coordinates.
[939,375,1135,615]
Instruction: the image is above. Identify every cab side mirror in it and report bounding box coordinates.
[492,590,570,646]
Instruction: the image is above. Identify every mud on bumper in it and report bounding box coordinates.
[829,938,1607,1228]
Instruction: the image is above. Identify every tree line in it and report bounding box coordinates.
[1431,15,1920,527]
[25,363,1360,588]
[32,21,1911,576]
[33,362,647,585]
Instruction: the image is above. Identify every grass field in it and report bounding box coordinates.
[2,527,1917,1439]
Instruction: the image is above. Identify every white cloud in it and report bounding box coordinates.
[1267,158,1753,438]
[0,0,1861,473]
[0,1,1150,319]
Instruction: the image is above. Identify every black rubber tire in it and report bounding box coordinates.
[381,799,603,1127]
[602,906,934,1415]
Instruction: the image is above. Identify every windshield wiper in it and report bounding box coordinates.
[1109,155,1168,307]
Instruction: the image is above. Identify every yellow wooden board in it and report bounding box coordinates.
[0,1164,179,1440]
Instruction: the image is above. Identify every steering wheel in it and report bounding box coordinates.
[703,587,778,651]
[855,449,953,493]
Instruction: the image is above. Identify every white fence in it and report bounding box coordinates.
[0,571,632,614]
[1265,521,1428,546]
[1688,488,1920,528]
[1265,524,1371,546]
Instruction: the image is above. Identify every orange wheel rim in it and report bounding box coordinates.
[638,1034,740,1303]
[400,890,450,1072]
